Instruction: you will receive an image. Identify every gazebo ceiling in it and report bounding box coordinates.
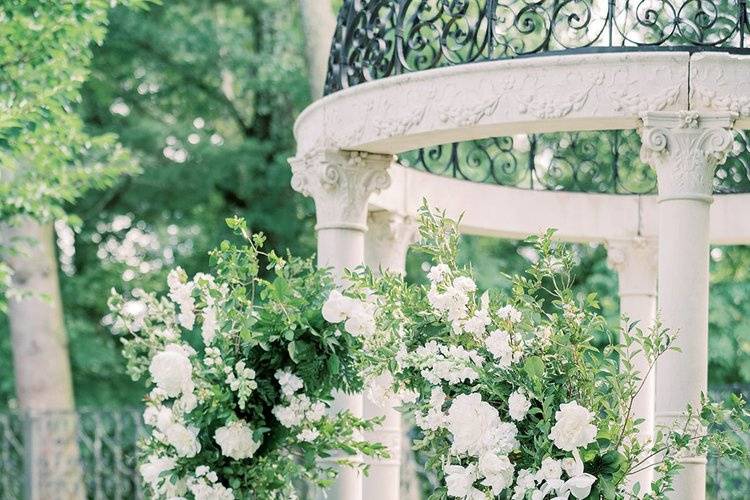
[322,0,750,194]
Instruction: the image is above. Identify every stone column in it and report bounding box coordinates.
[639,111,736,499]
[363,210,418,500]
[290,150,393,500]
[606,238,658,490]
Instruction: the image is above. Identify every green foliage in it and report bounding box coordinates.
[353,204,750,499]
[109,218,385,498]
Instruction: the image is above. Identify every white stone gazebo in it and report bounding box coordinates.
[288,1,750,499]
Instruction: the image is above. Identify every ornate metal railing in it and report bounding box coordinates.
[399,129,750,194]
[325,0,750,94]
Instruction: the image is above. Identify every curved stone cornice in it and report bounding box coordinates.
[639,112,737,203]
[295,52,689,156]
[289,150,393,231]
[690,53,750,129]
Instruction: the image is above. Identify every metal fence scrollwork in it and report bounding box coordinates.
[0,409,145,500]
[325,0,750,95]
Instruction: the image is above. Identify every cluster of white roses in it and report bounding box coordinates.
[124,268,265,499]
[271,368,327,442]
[390,265,599,499]
[321,289,377,338]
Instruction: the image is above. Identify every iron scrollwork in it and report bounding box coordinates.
[325,0,750,95]
[399,130,750,194]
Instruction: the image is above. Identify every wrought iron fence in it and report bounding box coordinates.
[0,400,747,499]
[398,129,750,194]
[0,408,145,500]
[325,0,750,94]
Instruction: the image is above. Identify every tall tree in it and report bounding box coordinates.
[1,1,147,496]
[298,0,337,98]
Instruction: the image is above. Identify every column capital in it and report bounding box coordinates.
[366,211,418,275]
[639,111,736,203]
[606,237,658,298]
[289,150,394,231]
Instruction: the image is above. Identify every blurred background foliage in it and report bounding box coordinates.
[1,0,749,411]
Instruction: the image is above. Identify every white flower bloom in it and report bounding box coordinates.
[298,428,320,442]
[561,449,597,499]
[492,421,520,455]
[427,263,450,283]
[321,290,353,323]
[497,305,522,323]
[164,422,201,457]
[188,476,234,500]
[214,420,261,460]
[275,369,304,397]
[537,457,563,482]
[549,401,597,452]
[447,393,503,456]
[140,455,176,487]
[149,344,194,397]
[201,306,218,345]
[343,299,377,338]
[453,276,476,293]
[463,302,491,337]
[508,390,531,421]
[168,268,196,330]
[306,401,326,422]
[444,463,479,498]
[478,453,514,495]
[485,329,514,368]
[512,469,537,500]
[415,387,447,431]
[272,404,302,428]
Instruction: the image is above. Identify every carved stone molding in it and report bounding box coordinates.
[606,238,658,298]
[289,150,394,231]
[294,52,688,156]
[365,211,418,274]
[639,111,736,202]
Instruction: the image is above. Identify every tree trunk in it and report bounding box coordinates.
[297,0,337,99]
[2,218,85,500]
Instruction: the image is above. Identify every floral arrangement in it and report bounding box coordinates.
[109,217,385,499]
[341,205,750,500]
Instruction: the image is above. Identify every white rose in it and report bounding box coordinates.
[508,390,531,421]
[444,463,478,498]
[485,330,514,368]
[321,290,352,323]
[427,263,450,283]
[497,305,522,323]
[536,457,563,482]
[275,369,303,397]
[549,401,597,452]
[149,344,193,397]
[492,421,519,454]
[447,393,502,456]
[478,453,514,495]
[140,455,176,487]
[214,420,260,460]
[298,428,320,442]
[164,422,201,457]
[343,300,376,338]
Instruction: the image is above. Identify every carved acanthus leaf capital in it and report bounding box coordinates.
[639,111,736,201]
[289,150,394,231]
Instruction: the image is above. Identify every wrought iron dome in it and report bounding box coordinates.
[324,0,750,194]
